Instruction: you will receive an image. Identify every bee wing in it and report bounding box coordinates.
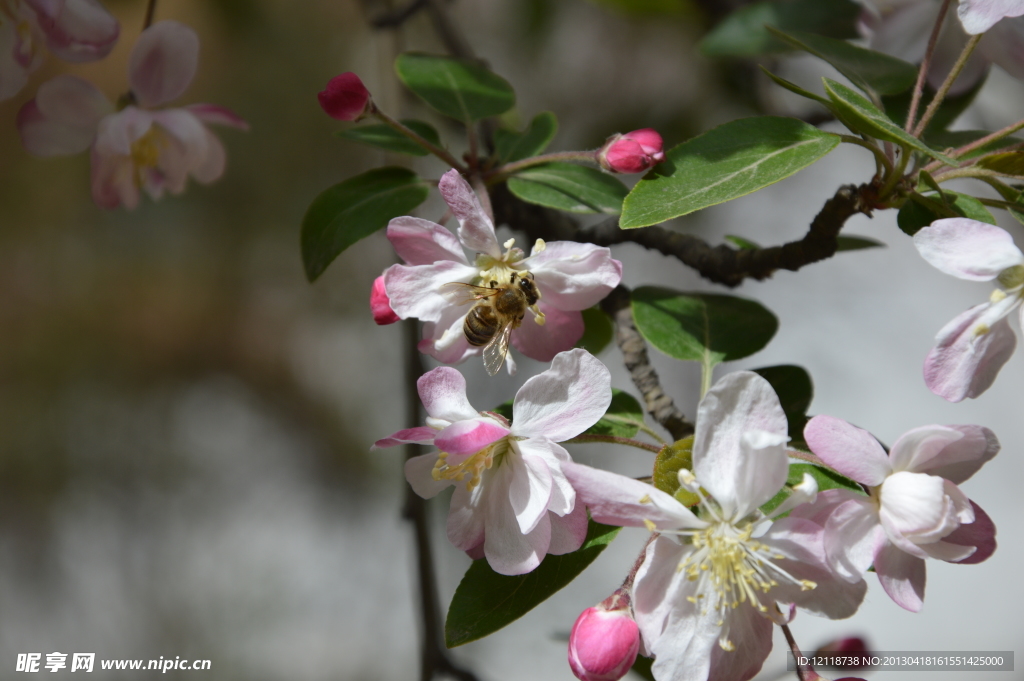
[482,322,514,376]
[441,282,499,306]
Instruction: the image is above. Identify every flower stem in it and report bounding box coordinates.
[839,135,893,175]
[948,120,1024,159]
[142,0,158,29]
[912,34,983,139]
[370,104,467,172]
[485,150,601,182]
[905,0,954,133]
[878,145,911,199]
[565,434,663,453]
[781,624,811,681]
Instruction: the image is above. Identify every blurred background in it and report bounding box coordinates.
[1,0,1022,678]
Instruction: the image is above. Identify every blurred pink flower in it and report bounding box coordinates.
[0,0,119,102]
[317,71,371,121]
[369,275,400,325]
[17,20,247,209]
[598,128,665,174]
[958,0,1024,33]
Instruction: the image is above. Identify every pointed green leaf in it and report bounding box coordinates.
[985,181,1024,225]
[977,151,1024,177]
[495,111,558,163]
[631,287,778,366]
[335,119,441,156]
[762,463,864,514]
[507,162,628,215]
[575,389,645,439]
[836,235,885,251]
[768,28,917,95]
[725,235,761,250]
[301,167,430,281]
[760,67,834,107]
[823,79,957,165]
[898,191,996,236]
[926,130,1022,160]
[445,519,620,647]
[700,0,860,57]
[575,306,614,355]
[621,117,839,228]
[395,52,515,122]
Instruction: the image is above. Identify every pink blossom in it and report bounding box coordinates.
[958,0,1024,33]
[373,349,612,575]
[317,72,371,121]
[598,128,665,174]
[794,415,999,612]
[564,372,866,681]
[0,0,118,102]
[381,169,622,373]
[17,20,247,209]
[370,275,400,325]
[913,218,1024,401]
[569,591,640,681]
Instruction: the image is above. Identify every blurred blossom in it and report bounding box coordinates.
[17,20,247,209]
[317,71,371,121]
[0,0,119,101]
[958,0,1024,33]
[598,128,665,173]
[370,275,400,325]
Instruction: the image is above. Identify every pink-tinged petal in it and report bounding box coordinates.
[370,275,400,325]
[873,541,926,612]
[889,425,998,482]
[372,426,437,449]
[517,437,574,515]
[465,541,485,560]
[706,607,774,681]
[879,472,966,549]
[447,481,485,550]
[435,418,508,456]
[633,537,690,655]
[917,538,976,562]
[383,259,478,322]
[958,0,1024,33]
[562,462,703,530]
[438,169,500,258]
[507,452,553,534]
[520,242,622,311]
[511,348,611,441]
[185,103,249,130]
[914,218,1024,281]
[547,504,587,555]
[568,603,640,681]
[415,366,479,423]
[386,216,468,266]
[189,125,226,184]
[89,146,138,210]
[404,451,452,499]
[981,16,1024,78]
[317,72,370,122]
[626,128,665,160]
[419,306,476,365]
[649,600,720,681]
[823,494,885,582]
[94,105,154,155]
[29,0,119,63]
[943,500,996,564]
[152,108,209,167]
[805,415,893,485]
[693,372,789,519]
[509,303,583,362]
[128,20,199,107]
[18,77,110,156]
[483,464,551,575]
[924,305,1017,402]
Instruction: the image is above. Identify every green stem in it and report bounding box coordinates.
[699,358,713,400]
[930,166,1004,183]
[142,0,158,29]
[485,150,600,182]
[878,145,912,199]
[370,104,466,171]
[949,120,1024,159]
[976,196,1024,211]
[912,34,983,139]
[565,434,662,453]
[839,134,893,175]
[905,0,954,133]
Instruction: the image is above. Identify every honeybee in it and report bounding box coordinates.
[444,272,541,376]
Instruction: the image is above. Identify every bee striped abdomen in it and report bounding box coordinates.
[465,305,499,346]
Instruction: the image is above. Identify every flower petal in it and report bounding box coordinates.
[404,451,452,499]
[383,260,478,322]
[633,537,690,656]
[516,437,574,515]
[189,126,226,184]
[706,606,774,681]
[693,372,789,519]
[519,242,622,310]
[873,541,926,612]
[914,218,1024,281]
[508,451,553,534]
[649,599,720,681]
[438,169,500,258]
[372,426,437,449]
[804,415,893,486]
[415,366,480,423]
[90,145,138,210]
[823,493,884,582]
[152,108,209,171]
[510,348,611,441]
[128,20,199,107]
[562,462,703,530]
[483,464,551,575]
[29,0,119,63]
[386,216,468,266]
[924,304,1017,402]
[419,306,476,365]
[879,471,964,548]
[958,0,1024,34]
[185,103,249,129]
[447,481,485,550]
[547,504,588,555]
[942,500,997,564]
[435,418,508,456]
[509,303,584,362]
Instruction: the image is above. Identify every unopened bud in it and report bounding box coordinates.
[370,276,400,325]
[318,72,371,121]
[598,128,665,174]
[816,636,873,670]
[568,591,640,681]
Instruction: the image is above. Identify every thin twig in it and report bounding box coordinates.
[948,120,1024,160]
[912,34,983,138]
[565,433,662,453]
[142,0,158,30]
[905,0,954,133]
[782,623,813,681]
[370,0,430,28]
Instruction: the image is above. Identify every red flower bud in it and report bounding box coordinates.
[568,592,640,681]
[318,72,371,121]
[598,128,665,174]
[815,636,872,670]
[370,276,400,325]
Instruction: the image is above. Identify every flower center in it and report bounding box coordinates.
[130,126,168,177]
[431,437,511,491]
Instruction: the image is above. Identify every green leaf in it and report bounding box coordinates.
[507,162,628,214]
[835,235,884,251]
[823,79,957,165]
[630,655,656,681]
[577,389,646,439]
[335,119,441,156]
[883,74,987,135]
[760,67,835,108]
[724,235,761,250]
[977,151,1024,177]
[762,463,864,515]
[926,130,1022,160]
[631,287,779,366]
[445,519,620,647]
[653,436,699,506]
[897,191,996,236]
[767,28,917,96]
[985,181,1024,225]
[752,364,812,444]
[700,0,860,57]
[395,52,515,122]
[620,117,839,228]
[301,167,430,282]
[495,111,558,163]
[576,306,614,355]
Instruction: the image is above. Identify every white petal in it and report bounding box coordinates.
[914,218,1024,281]
[415,366,479,423]
[438,169,500,258]
[873,542,926,612]
[562,462,703,530]
[447,480,485,550]
[804,415,891,486]
[511,348,612,442]
[958,0,1024,34]
[507,450,553,534]
[547,504,588,555]
[483,464,551,575]
[516,437,574,515]
[907,425,999,484]
[518,241,622,310]
[888,424,966,473]
[129,20,198,107]
[404,452,452,499]
[386,216,468,266]
[383,260,478,323]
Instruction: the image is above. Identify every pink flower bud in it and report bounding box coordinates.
[318,72,371,121]
[598,128,665,174]
[370,276,400,325]
[568,594,640,681]
[815,636,872,670]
